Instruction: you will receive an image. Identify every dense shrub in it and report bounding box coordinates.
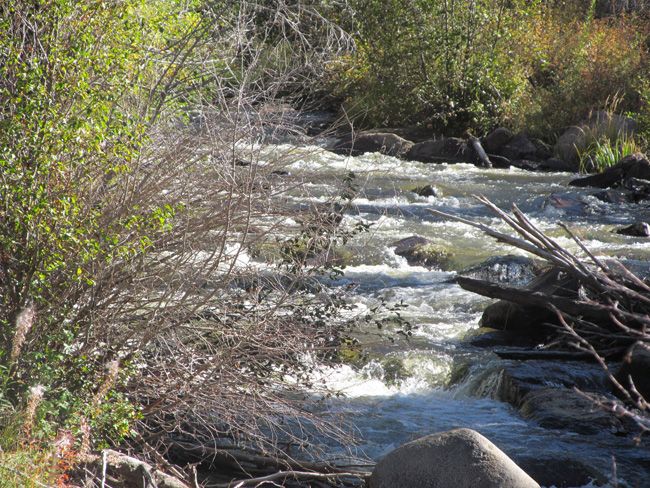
[326,0,529,134]
[0,0,358,470]
[326,0,649,137]
[511,5,649,136]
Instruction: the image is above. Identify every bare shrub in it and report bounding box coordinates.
[0,0,362,473]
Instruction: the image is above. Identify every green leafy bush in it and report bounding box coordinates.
[0,0,203,446]
[326,0,530,133]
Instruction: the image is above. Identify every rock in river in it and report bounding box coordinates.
[333,131,414,157]
[369,428,539,488]
[406,137,467,163]
[459,255,542,287]
[616,222,650,237]
[569,153,650,188]
[391,236,451,269]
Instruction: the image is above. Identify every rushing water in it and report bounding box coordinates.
[261,143,650,487]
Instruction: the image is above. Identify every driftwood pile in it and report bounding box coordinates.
[429,196,650,436]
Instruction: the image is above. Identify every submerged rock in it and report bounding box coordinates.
[616,222,650,237]
[515,456,607,488]
[410,184,440,197]
[333,131,414,157]
[369,428,539,488]
[466,360,627,435]
[519,388,625,435]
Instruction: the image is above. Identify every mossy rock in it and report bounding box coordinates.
[392,236,454,269]
[411,243,453,268]
[381,356,409,386]
[338,338,367,367]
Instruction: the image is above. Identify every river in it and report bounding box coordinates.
[258,141,650,487]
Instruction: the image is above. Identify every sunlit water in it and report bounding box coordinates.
[261,144,650,487]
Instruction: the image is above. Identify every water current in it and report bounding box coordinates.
[261,142,650,487]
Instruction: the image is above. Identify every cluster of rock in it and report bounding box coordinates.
[332,129,567,171]
[569,152,650,235]
[331,110,639,174]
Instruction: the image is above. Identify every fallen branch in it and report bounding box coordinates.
[214,470,367,488]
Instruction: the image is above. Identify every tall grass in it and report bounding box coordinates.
[578,133,640,173]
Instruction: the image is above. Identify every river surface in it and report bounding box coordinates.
[260,142,650,487]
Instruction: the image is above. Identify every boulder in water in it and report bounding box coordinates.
[410,184,440,197]
[519,387,626,435]
[616,222,650,237]
[482,127,513,154]
[368,428,540,488]
[500,133,538,161]
[516,456,607,488]
[333,131,414,157]
[391,236,451,269]
[460,255,542,287]
[406,137,467,163]
[569,153,650,188]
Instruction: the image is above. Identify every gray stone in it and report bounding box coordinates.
[483,127,513,154]
[406,137,467,163]
[369,428,539,488]
[555,112,638,167]
[333,132,414,157]
[84,449,190,488]
[540,157,575,172]
[519,388,626,435]
[391,236,451,269]
[500,134,538,161]
[555,126,587,166]
[411,184,440,197]
[532,138,553,160]
[488,154,511,168]
[459,255,542,287]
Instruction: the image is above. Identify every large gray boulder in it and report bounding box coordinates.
[555,111,637,167]
[369,428,539,488]
[500,133,538,161]
[333,131,414,157]
[406,137,467,163]
[482,127,513,154]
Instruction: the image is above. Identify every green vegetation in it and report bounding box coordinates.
[1,0,649,483]
[0,0,356,481]
[326,0,650,138]
[578,132,641,172]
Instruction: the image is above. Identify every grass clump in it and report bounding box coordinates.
[578,133,641,172]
